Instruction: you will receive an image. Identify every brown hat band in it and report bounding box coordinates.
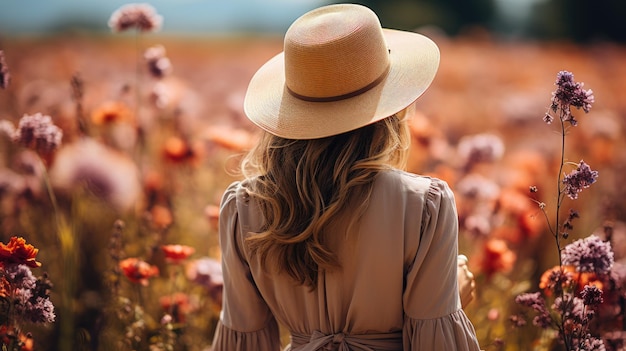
[286,63,391,103]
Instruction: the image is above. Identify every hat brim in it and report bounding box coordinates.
[244,29,440,140]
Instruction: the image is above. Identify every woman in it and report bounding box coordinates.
[212,3,480,350]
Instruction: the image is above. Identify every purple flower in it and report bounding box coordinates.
[562,235,614,275]
[543,112,554,124]
[108,3,163,32]
[0,50,10,89]
[579,335,606,351]
[457,133,504,169]
[2,264,55,324]
[580,284,603,306]
[13,113,63,155]
[48,138,141,212]
[553,294,588,324]
[551,71,595,114]
[562,160,598,200]
[509,314,527,328]
[144,45,172,78]
[515,292,553,328]
[4,264,37,290]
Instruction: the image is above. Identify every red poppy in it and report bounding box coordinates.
[159,292,195,323]
[119,258,159,285]
[162,245,195,264]
[480,238,517,278]
[0,236,41,268]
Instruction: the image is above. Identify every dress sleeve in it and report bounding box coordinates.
[211,182,282,351]
[402,179,480,350]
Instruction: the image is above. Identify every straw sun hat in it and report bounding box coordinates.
[244,3,440,140]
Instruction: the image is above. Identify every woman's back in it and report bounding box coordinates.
[214,170,480,350]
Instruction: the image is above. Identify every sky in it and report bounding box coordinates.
[0,0,329,35]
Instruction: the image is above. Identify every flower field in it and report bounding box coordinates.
[1,11,626,351]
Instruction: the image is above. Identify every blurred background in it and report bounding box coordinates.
[1,1,626,351]
[1,0,626,42]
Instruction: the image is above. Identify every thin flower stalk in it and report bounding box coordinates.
[517,71,607,351]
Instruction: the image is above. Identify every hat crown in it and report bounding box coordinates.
[284,4,390,100]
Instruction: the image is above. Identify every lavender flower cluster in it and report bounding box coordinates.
[562,160,599,200]
[562,235,613,275]
[9,113,63,155]
[3,264,55,324]
[546,70,595,126]
[514,234,614,350]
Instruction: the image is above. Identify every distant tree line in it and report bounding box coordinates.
[334,0,626,43]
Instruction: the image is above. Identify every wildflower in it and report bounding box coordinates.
[480,239,517,278]
[150,204,173,229]
[456,173,501,200]
[0,50,9,89]
[550,70,594,125]
[162,136,200,164]
[14,287,56,324]
[0,326,33,350]
[144,45,172,78]
[150,81,171,109]
[539,266,573,296]
[161,245,195,264]
[1,263,56,325]
[457,133,505,169]
[543,112,554,124]
[562,235,614,275]
[562,160,598,200]
[13,113,63,155]
[509,314,527,328]
[119,258,159,286]
[90,101,132,125]
[159,292,196,323]
[203,125,258,151]
[578,335,606,351]
[0,236,41,268]
[185,257,223,305]
[108,3,163,32]
[553,294,587,324]
[580,284,603,306]
[49,138,141,212]
[515,292,552,328]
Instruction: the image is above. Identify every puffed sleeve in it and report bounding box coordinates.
[211,182,281,351]
[402,179,480,350]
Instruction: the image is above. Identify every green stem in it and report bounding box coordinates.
[38,156,77,351]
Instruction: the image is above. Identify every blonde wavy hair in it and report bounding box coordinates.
[241,114,411,288]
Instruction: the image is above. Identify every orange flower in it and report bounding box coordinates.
[0,236,41,268]
[150,205,173,229]
[539,265,603,296]
[0,325,33,351]
[162,136,201,164]
[162,245,195,264]
[91,101,132,125]
[119,258,159,286]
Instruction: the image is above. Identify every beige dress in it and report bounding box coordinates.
[212,169,481,350]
